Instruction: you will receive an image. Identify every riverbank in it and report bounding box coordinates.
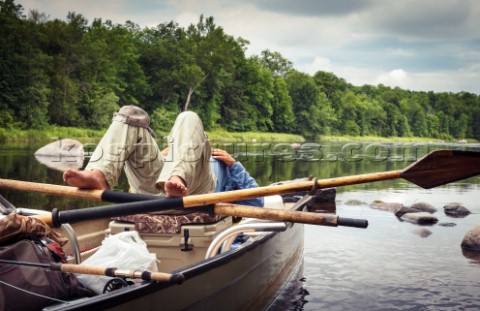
[0,126,305,144]
[0,126,477,145]
[316,135,478,144]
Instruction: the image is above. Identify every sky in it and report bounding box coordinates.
[17,0,480,94]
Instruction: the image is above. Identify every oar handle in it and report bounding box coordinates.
[337,217,369,228]
[50,198,184,227]
[0,178,104,200]
[214,203,369,228]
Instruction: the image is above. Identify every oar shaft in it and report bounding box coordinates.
[183,170,402,207]
[0,178,104,201]
[0,170,402,206]
[215,203,337,226]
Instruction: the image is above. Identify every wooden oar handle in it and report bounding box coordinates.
[0,178,104,200]
[214,204,337,226]
[214,204,368,228]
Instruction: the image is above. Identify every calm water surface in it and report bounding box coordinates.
[1,142,480,310]
[301,186,480,311]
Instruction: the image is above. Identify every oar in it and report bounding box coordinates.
[0,149,477,204]
[0,259,184,284]
[32,202,368,228]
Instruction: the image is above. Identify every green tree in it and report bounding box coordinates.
[220,58,274,131]
[362,97,388,136]
[138,21,186,113]
[314,71,350,101]
[426,114,440,137]
[285,71,334,138]
[150,105,180,135]
[0,0,24,116]
[271,76,295,132]
[2,0,480,141]
[43,13,87,126]
[436,111,450,138]
[0,1,51,129]
[252,49,293,77]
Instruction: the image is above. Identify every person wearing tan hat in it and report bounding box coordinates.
[63,105,215,198]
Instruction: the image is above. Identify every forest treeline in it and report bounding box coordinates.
[1,0,479,140]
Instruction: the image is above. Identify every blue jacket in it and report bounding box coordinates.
[211,159,264,207]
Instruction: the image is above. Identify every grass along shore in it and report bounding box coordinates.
[0,126,477,145]
[0,126,305,144]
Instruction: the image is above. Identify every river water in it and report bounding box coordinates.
[1,141,479,310]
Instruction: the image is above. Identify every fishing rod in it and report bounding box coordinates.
[0,259,184,284]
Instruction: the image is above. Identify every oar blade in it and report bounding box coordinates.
[400,150,480,189]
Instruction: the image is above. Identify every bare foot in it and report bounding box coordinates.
[63,168,109,190]
[165,176,187,197]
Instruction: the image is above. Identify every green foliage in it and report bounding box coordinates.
[285,71,336,138]
[251,49,293,77]
[150,106,180,135]
[1,0,480,143]
[271,76,295,132]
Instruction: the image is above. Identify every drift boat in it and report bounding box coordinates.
[1,194,318,311]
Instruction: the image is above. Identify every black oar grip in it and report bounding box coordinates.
[101,190,158,203]
[51,198,184,227]
[337,217,369,228]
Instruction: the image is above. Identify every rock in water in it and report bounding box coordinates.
[35,138,84,157]
[394,205,420,217]
[409,202,437,213]
[370,200,404,212]
[412,228,432,238]
[444,202,471,217]
[401,212,438,225]
[461,225,480,251]
[345,199,366,206]
[438,222,457,227]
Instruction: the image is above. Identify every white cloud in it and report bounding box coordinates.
[374,69,409,89]
[297,56,333,75]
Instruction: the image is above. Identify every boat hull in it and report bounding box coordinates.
[46,221,304,311]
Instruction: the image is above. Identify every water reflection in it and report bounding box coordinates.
[267,264,309,311]
[462,249,480,265]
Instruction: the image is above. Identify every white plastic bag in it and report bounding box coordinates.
[76,231,158,294]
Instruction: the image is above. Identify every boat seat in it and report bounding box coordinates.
[113,212,227,234]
